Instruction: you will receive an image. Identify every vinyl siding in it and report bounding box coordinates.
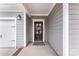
[48,3,63,56]
[69,3,79,56]
[16,13,24,47]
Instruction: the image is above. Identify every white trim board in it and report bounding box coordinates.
[0,10,24,12]
[21,4,31,17]
[48,3,56,15]
[0,17,16,19]
[24,12,26,47]
[32,19,45,42]
[31,14,48,16]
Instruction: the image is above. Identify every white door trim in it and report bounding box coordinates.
[0,17,16,48]
[33,19,45,42]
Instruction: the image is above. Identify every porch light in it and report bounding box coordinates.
[17,15,21,20]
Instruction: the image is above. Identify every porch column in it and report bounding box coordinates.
[63,3,69,56]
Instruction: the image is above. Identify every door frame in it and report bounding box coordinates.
[0,17,16,48]
[33,19,45,42]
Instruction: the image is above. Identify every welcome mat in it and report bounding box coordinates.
[33,42,45,46]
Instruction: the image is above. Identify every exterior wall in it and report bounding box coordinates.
[0,12,24,48]
[69,3,79,56]
[48,3,63,56]
[16,13,24,48]
[29,16,48,42]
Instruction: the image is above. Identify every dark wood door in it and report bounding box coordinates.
[34,22,43,41]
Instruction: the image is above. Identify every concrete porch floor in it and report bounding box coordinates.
[0,43,57,56]
[0,48,17,56]
[18,43,57,56]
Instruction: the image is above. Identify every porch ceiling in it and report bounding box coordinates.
[23,3,55,16]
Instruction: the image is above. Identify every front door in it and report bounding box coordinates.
[34,22,43,41]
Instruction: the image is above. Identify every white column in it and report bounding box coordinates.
[24,12,26,47]
[63,3,69,56]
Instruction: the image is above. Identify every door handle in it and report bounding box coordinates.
[11,40,15,41]
[0,34,2,38]
[11,26,16,28]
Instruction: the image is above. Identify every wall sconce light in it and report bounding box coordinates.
[17,15,21,20]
